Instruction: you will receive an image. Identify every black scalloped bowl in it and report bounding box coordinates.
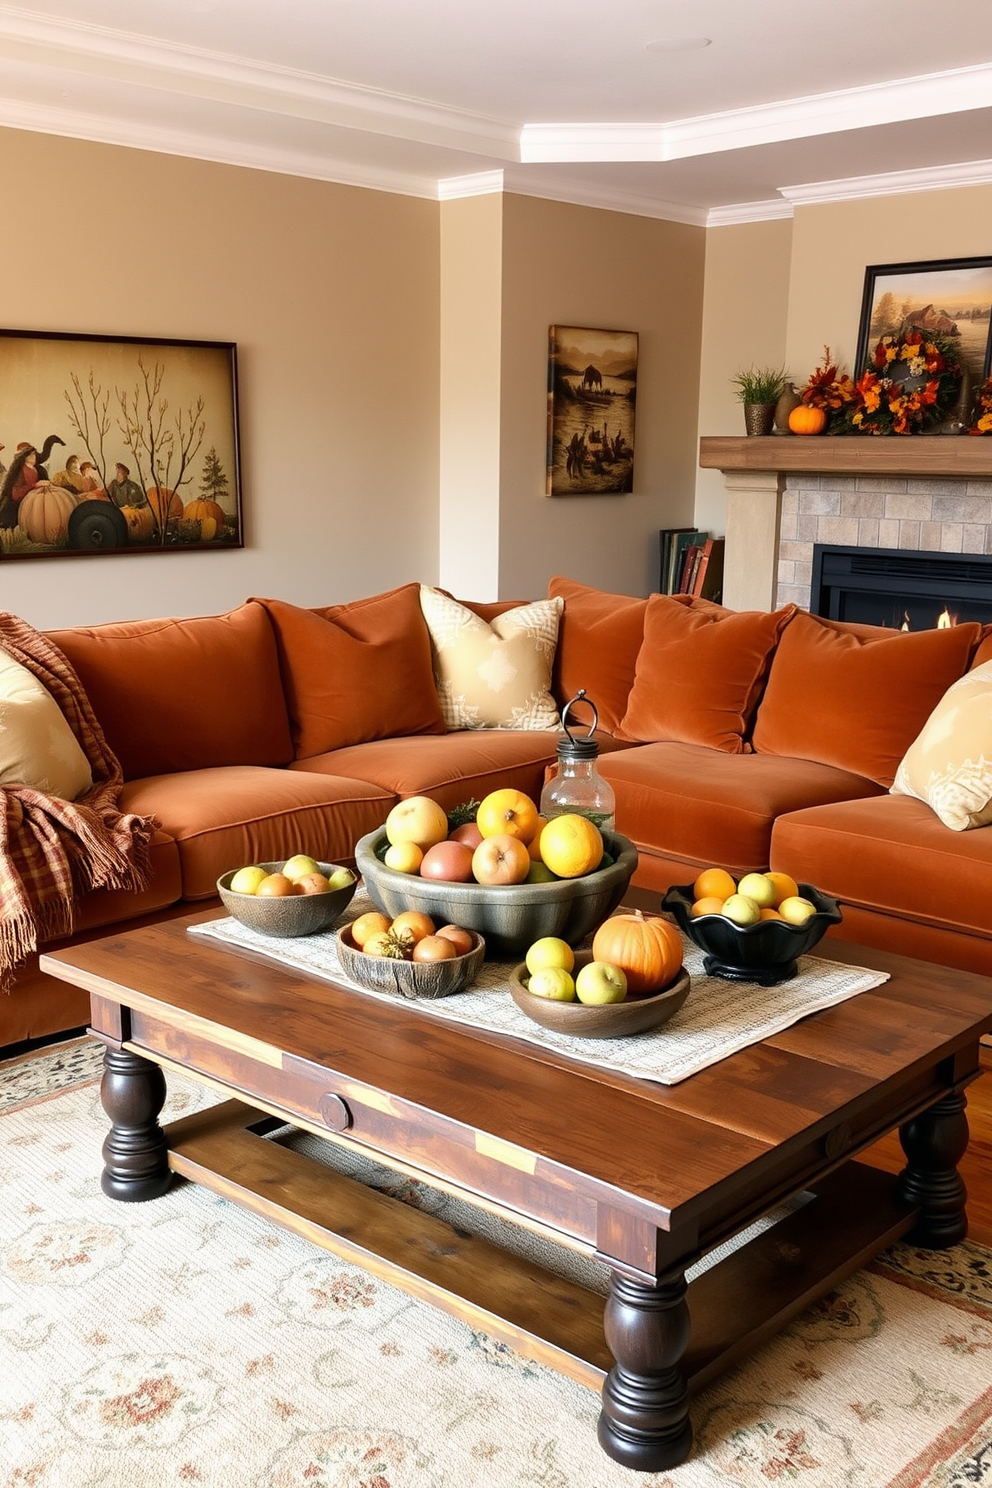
[661,882,841,985]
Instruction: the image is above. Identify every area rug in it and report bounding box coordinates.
[2,1040,992,1488]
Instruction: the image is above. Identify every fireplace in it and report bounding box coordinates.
[811,545,992,629]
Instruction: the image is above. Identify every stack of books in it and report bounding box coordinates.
[659,529,726,600]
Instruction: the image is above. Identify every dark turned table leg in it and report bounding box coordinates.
[898,1090,969,1247]
[598,1269,693,1471]
[100,1046,172,1202]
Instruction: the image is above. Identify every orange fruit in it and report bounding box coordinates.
[691,896,725,918]
[765,871,799,907]
[527,816,549,860]
[539,814,603,879]
[758,907,784,921]
[351,911,391,947]
[256,873,299,897]
[477,788,540,843]
[390,911,436,945]
[693,867,737,901]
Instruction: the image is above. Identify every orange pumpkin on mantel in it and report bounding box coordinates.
[591,910,683,997]
[788,404,828,435]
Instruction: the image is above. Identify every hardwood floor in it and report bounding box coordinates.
[864,1044,992,1247]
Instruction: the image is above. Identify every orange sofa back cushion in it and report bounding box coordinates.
[751,610,982,787]
[254,586,446,759]
[548,576,648,735]
[616,596,794,753]
[48,603,293,780]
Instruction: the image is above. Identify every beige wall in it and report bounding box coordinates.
[439,194,503,599]
[785,185,992,380]
[0,129,440,630]
[496,195,705,598]
[694,218,793,535]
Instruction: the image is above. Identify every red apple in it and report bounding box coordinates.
[472,834,531,886]
[295,871,332,895]
[436,924,474,956]
[412,935,458,963]
[420,840,475,882]
[449,821,483,850]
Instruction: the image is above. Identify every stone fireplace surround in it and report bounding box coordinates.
[698,437,992,614]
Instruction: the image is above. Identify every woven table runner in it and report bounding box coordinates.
[188,892,889,1085]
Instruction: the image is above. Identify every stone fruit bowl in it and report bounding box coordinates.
[354,828,638,961]
[509,951,690,1039]
[217,862,357,938]
[662,882,842,985]
[336,924,485,999]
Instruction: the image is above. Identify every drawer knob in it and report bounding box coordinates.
[318,1093,352,1131]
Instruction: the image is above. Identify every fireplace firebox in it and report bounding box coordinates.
[811,545,992,630]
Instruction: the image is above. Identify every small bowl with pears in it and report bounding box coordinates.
[217,856,358,938]
[662,869,841,986]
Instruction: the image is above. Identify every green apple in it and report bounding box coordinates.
[282,853,321,882]
[527,967,575,1001]
[326,866,355,891]
[575,961,627,1005]
[736,872,777,910]
[229,865,267,895]
[722,894,761,927]
[526,861,558,884]
[778,895,817,925]
[525,936,575,977]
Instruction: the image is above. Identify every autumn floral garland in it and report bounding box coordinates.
[969,376,992,435]
[798,333,964,435]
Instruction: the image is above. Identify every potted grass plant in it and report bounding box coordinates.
[731,366,787,436]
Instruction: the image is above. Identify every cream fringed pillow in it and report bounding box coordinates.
[419,587,563,729]
[0,651,92,799]
[891,659,992,831]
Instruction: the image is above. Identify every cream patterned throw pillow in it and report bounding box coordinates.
[0,651,93,800]
[891,658,992,830]
[419,587,563,730]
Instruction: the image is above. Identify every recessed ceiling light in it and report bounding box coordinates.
[645,36,712,52]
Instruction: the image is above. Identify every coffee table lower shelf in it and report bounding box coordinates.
[165,1096,917,1397]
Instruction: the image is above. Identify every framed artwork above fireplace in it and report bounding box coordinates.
[855,257,992,383]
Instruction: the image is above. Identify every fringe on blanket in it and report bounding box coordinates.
[0,612,157,993]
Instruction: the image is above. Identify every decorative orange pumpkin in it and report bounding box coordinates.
[146,486,183,529]
[788,404,828,435]
[591,911,683,997]
[17,483,82,544]
[183,497,226,541]
[121,504,156,543]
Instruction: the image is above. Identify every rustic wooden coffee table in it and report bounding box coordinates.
[41,911,989,1472]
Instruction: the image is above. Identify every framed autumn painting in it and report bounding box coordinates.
[0,329,241,559]
[546,326,637,496]
[855,257,992,381]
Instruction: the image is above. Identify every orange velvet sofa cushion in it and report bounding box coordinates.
[48,603,294,781]
[751,610,982,788]
[616,596,795,753]
[771,792,992,941]
[253,586,446,760]
[599,740,880,876]
[548,575,648,735]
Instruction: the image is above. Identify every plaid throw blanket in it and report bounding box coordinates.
[0,612,156,992]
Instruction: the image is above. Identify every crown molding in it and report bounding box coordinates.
[0,3,518,158]
[705,198,794,226]
[0,98,442,199]
[502,168,707,225]
[437,170,505,199]
[780,158,992,206]
[521,62,992,162]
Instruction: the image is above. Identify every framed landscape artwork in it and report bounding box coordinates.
[546,326,637,496]
[855,257,992,381]
[0,330,241,560]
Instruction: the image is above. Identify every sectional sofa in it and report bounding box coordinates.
[4,574,991,1049]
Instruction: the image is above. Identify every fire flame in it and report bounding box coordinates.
[936,608,955,629]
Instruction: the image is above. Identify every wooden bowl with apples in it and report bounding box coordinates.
[217,856,358,938]
[509,950,690,1039]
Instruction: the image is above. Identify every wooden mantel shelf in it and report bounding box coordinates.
[699,435,992,480]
